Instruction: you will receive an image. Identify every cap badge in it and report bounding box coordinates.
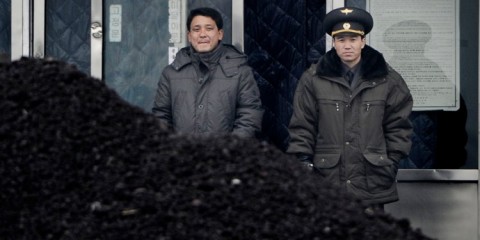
[343,23,351,30]
[340,8,353,15]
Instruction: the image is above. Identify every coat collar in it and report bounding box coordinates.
[171,43,247,73]
[316,45,388,79]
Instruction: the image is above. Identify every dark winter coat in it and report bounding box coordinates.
[152,44,263,138]
[287,45,413,205]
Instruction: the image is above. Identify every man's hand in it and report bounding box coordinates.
[296,153,314,170]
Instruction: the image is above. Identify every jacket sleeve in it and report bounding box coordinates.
[384,71,414,162]
[232,66,264,138]
[286,70,318,155]
[151,70,173,129]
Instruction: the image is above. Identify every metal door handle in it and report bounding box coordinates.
[91,22,103,38]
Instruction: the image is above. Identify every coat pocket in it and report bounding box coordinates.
[363,152,397,193]
[313,153,341,184]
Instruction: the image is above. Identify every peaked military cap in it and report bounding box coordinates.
[324,7,373,37]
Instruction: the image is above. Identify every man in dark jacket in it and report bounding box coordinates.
[287,7,413,209]
[152,7,263,138]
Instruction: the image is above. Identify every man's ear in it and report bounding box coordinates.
[219,29,224,41]
[187,31,192,44]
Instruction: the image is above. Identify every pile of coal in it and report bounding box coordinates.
[0,57,432,240]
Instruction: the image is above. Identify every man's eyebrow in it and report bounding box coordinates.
[192,24,215,28]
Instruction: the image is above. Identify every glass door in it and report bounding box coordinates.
[21,0,237,111]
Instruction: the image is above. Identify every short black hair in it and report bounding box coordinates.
[186,7,223,31]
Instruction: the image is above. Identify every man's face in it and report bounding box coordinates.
[332,33,365,67]
[188,15,224,53]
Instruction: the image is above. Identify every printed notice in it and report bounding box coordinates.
[168,47,178,64]
[368,0,459,111]
[109,5,122,42]
[169,0,182,43]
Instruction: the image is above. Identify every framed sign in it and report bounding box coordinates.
[368,0,460,111]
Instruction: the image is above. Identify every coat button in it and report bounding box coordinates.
[347,180,351,184]
[198,104,204,109]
